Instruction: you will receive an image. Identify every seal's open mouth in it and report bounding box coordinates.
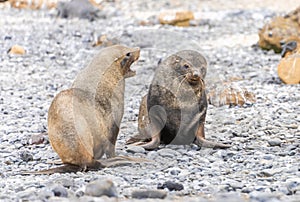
[124,47,140,78]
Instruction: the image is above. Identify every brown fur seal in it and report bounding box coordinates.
[126,50,230,150]
[25,45,141,174]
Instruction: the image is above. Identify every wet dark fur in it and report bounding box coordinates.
[127,50,230,149]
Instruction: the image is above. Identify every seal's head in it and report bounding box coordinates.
[113,46,140,78]
[171,55,203,86]
[174,50,207,79]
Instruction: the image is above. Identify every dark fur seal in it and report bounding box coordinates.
[24,45,141,174]
[126,50,230,150]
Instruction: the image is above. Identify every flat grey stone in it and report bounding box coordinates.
[85,179,117,197]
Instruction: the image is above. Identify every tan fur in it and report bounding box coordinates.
[28,45,140,174]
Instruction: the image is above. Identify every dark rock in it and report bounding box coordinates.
[52,185,68,197]
[157,181,184,191]
[19,151,33,162]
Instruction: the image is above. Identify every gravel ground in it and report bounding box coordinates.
[0,0,300,201]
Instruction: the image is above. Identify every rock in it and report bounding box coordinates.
[286,178,300,195]
[258,6,300,53]
[207,82,256,107]
[277,44,300,84]
[52,185,68,198]
[7,45,26,55]
[28,133,46,145]
[157,148,180,158]
[85,179,117,197]
[158,11,194,27]
[157,181,184,191]
[249,191,281,202]
[131,189,167,199]
[92,34,119,47]
[19,150,33,162]
[54,178,75,188]
[259,168,283,177]
[8,0,57,9]
[126,145,145,154]
[268,138,282,146]
[57,0,101,21]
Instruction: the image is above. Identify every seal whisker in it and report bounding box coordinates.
[175,76,187,96]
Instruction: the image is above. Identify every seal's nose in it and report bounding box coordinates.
[192,70,200,78]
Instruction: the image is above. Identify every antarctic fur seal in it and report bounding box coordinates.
[26,45,141,174]
[126,50,230,150]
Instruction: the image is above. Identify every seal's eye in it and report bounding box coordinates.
[183,64,189,69]
[126,52,131,57]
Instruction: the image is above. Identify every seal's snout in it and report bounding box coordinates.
[192,70,200,78]
[186,70,201,85]
[122,47,140,78]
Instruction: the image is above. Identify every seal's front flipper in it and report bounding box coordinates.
[125,133,151,145]
[137,134,161,150]
[195,123,230,149]
[100,156,152,168]
[194,137,231,149]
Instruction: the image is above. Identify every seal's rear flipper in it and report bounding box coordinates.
[100,156,152,168]
[20,164,85,175]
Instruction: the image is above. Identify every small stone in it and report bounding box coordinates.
[29,133,45,145]
[7,45,26,55]
[268,138,282,146]
[286,178,300,195]
[147,151,159,159]
[85,179,117,197]
[157,148,179,158]
[19,151,33,162]
[250,191,281,202]
[278,51,300,84]
[54,178,75,188]
[158,10,194,27]
[131,190,167,199]
[52,185,68,197]
[157,181,184,191]
[126,145,145,154]
[259,168,283,177]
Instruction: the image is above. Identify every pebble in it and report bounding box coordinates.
[267,138,282,147]
[19,151,33,162]
[259,168,283,177]
[126,145,145,154]
[52,184,68,197]
[85,179,117,198]
[1,2,300,202]
[131,189,167,199]
[157,181,184,191]
[157,148,180,158]
[29,133,45,145]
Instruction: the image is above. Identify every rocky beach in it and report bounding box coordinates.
[0,0,299,201]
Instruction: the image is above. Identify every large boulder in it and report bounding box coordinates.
[278,42,300,84]
[258,7,300,53]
